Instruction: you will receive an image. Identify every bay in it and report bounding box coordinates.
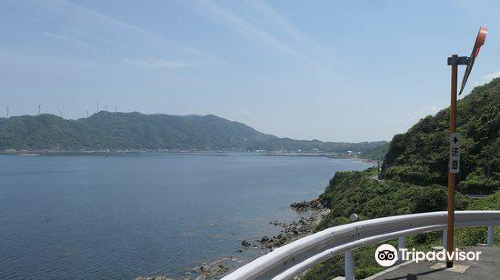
[0,153,372,280]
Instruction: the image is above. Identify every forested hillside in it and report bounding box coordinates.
[361,142,389,161]
[0,112,385,153]
[382,78,500,194]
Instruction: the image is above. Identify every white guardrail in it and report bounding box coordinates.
[222,211,500,280]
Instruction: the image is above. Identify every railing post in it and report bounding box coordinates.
[345,250,355,280]
[487,226,494,246]
[443,229,447,249]
[398,236,406,262]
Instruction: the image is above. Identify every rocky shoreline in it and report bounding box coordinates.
[135,199,328,280]
[135,255,242,280]
[241,199,329,251]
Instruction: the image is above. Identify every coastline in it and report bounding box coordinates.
[137,199,329,280]
[127,154,372,280]
[0,149,377,164]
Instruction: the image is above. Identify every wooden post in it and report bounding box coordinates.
[446,54,458,268]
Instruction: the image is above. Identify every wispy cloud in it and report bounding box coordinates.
[191,0,333,74]
[421,105,439,115]
[405,105,440,120]
[125,57,199,69]
[29,0,226,65]
[33,17,121,47]
[247,0,336,63]
[473,71,500,86]
[42,31,97,50]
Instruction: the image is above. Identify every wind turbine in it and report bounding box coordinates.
[38,104,43,115]
[59,110,63,118]
[6,106,10,118]
[86,110,89,118]
[95,102,99,113]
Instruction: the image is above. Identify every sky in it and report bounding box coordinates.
[0,0,499,142]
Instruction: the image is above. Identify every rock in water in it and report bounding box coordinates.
[199,264,229,279]
[135,276,173,280]
[290,199,324,211]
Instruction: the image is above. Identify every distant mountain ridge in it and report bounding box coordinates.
[0,112,386,153]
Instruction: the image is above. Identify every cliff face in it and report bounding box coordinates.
[381,78,500,194]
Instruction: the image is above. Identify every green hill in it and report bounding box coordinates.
[361,142,389,161]
[302,79,500,280]
[382,78,500,194]
[0,112,385,153]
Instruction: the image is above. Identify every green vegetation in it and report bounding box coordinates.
[305,169,498,279]
[303,79,500,280]
[382,78,500,194]
[455,191,500,248]
[0,112,386,153]
[316,168,469,232]
[361,142,389,161]
[469,190,500,210]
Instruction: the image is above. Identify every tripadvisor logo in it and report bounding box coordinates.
[375,244,482,267]
[375,244,398,267]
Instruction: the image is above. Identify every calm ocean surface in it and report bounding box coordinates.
[0,153,372,280]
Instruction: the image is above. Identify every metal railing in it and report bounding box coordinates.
[222,211,500,280]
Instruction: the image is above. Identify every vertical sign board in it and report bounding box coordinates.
[449,133,460,173]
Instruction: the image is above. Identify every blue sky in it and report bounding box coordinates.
[0,0,499,142]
